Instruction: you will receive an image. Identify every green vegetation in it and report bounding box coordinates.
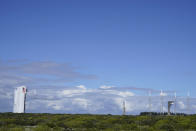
[0,113,196,131]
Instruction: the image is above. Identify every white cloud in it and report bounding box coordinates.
[24,86,139,114]
[0,60,97,87]
[47,101,65,111]
[76,85,86,90]
[0,88,13,99]
[160,91,167,96]
[1,59,195,115]
[118,91,134,97]
[178,101,186,109]
[19,87,196,114]
[60,87,89,97]
[72,98,89,109]
[124,100,135,112]
[100,85,113,89]
[53,105,63,110]
[4,60,195,114]
[192,105,196,109]
[113,97,124,110]
[113,97,135,112]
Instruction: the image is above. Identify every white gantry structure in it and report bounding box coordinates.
[13,86,27,113]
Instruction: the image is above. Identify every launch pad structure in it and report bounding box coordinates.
[13,86,27,113]
[12,86,193,115]
[168,101,174,115]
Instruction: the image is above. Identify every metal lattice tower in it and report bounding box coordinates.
[123,100,126,115]
[160,90,164,114]
[174,92,177,114]
[187,91,190,114]
[148,90,152,113]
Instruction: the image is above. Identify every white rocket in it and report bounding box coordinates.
[13,86,27,113]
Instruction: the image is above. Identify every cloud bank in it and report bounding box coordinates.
[0,60,96,112]
[0,60,196,114]
[0,60,96,87]
[23,85,196,114]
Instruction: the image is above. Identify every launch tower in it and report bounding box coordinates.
[13,86,27,113]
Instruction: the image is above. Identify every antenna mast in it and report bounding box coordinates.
[148,90,152,113]
[174,92,177,114]
[123,100,126,115]
[187,91,190,114]
[160,90,164,114]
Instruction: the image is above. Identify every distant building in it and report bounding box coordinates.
[13,86,27,113]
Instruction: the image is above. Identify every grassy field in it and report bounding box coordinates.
[0,113,196,131]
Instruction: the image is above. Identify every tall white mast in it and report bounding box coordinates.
[187,91,190,114]
[148,90,152,113]
[174,92,177,114]
[123,100,126,115]
[160,90,164,114]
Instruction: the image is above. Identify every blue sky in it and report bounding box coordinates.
[0,0,196,114]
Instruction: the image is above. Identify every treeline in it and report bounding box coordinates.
[0,112,196,131]
[140,112,187,116]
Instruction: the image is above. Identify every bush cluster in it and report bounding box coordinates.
[0,113,196,131]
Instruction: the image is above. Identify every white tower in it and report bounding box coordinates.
[123,100,126,115]
[174,92,177,114]
[148,90,152,113]
[160,90,164,114]
[187,91,190,114]
[13,86,27,113]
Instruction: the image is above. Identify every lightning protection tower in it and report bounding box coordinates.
[174,92,177,114]
[123,100,126,115]
[13,86,27,113]
[160,90,164,114]
[187,91,190,114]
[148,90,152,114]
